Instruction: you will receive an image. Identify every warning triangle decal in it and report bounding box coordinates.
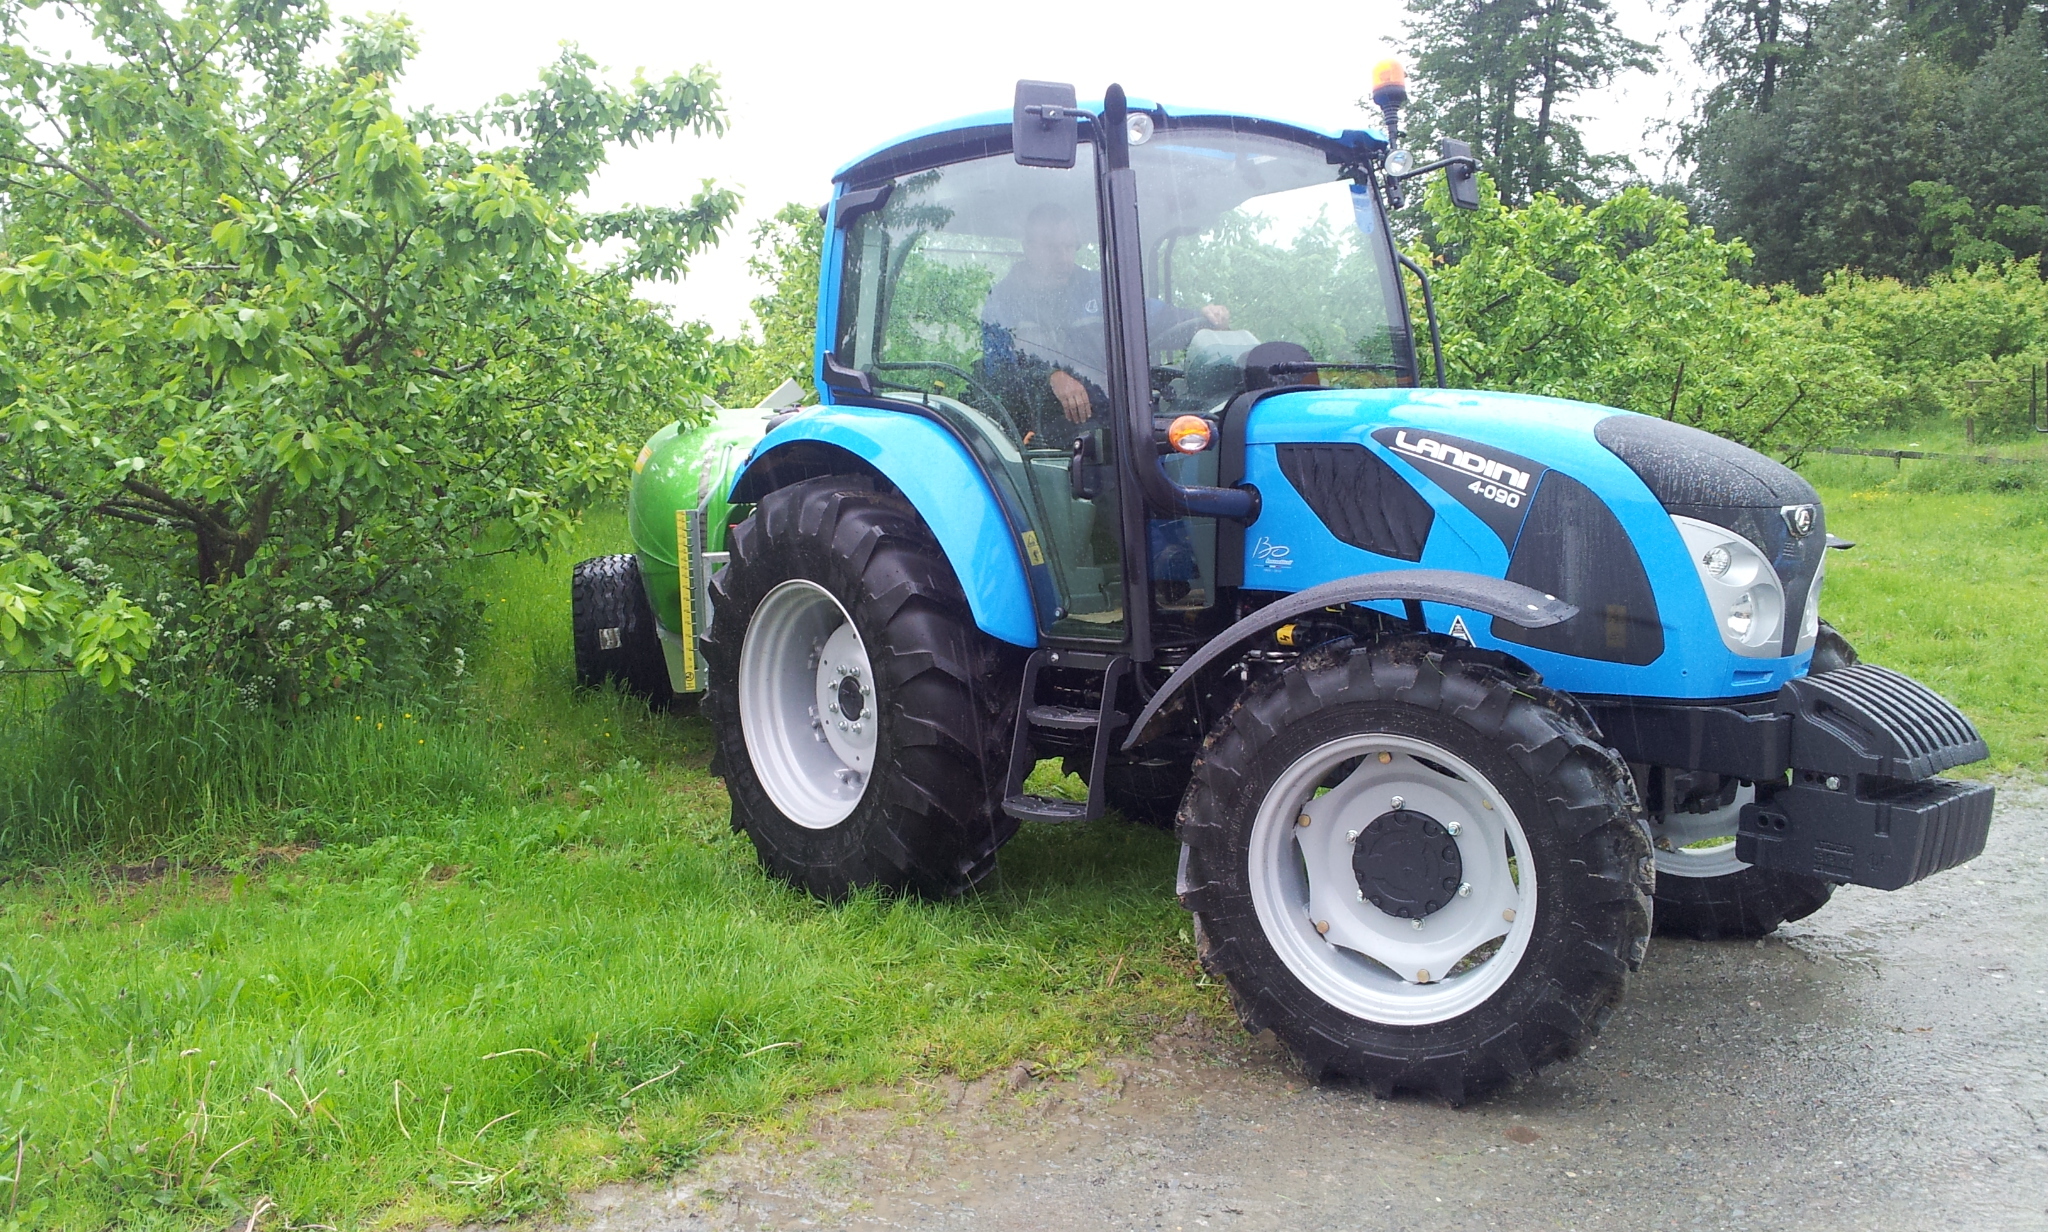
[1447,614,1474,644]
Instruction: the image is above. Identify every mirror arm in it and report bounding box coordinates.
[1386,154,1479,183]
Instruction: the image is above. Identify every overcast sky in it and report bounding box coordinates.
[28,0,1704,335]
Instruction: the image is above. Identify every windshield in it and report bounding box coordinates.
[1130,125,1415,411]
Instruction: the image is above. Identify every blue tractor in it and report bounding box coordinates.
[573,68,1994,1099]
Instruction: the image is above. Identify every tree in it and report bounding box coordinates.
[0,0,737,700]
[1680,0,1825,115]
[1408,174,1887,458]
[1687,2,1956,286]
[1401,0,1658,206]
[720,202,824,406]
[1684,0,2048,285]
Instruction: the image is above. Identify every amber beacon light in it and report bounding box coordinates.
[1371,59,1409,138]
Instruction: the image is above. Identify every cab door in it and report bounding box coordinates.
[824,145,1134,646]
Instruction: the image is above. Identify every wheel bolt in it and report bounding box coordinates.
[1314,920,1330,936]
[1443,820,1462,836]
[1411,918,1424,931]
[1377,752,1392,764]
[1503,908,1517,923]
[1457,882,1472,898]
[1298,813,1312,828]
[1390,795,1405,810]
[1346,829,1359,842]
[1416,969,1431,983]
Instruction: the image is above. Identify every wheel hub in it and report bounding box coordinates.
[836,673,865,722]
[738,579,876,829]
[1353,810,1464,919]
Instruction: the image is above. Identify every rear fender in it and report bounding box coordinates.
[729,406,1038,647]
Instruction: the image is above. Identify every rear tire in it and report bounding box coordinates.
[702,476,1024,899]
[1647,620,1852,939]
[571,553,675,708]
[1178,640,1652,1102]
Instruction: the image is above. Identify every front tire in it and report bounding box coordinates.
[1647,620,1851,939]
[1178,641,1652,1102]
[702,477,1023,899]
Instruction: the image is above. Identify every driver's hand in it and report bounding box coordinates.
[1201,303,1232,328]
[1050,369,1093,423]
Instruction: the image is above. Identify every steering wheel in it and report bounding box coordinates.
[1150,314,1211,355]
[871,361,1025,442]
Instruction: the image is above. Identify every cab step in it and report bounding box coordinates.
[1000,794,1095,823]
[1001,649,1132,824]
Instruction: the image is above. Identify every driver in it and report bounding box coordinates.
[981,203,1228,446]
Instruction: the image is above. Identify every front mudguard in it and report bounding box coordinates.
[728,404,1039,648]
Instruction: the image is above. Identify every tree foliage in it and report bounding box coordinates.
[1685,0,2048,286]
[0,0,736,700]
[1409,173,2048,451]
[1410,175,1881,457]
[719,201,823,406]
[1401,0,1657,205]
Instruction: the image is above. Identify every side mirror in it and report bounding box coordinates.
[1014,80,1079,169]
[1442,138,1480,211]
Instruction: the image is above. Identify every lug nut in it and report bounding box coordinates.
[1390,795,1405,810]
[1377,752,1392,764]
[1416,969,1431,983]
[1314,920,1330,936]
[1411,918,1424,931]
[1457,882,1472,898]
[1443,820,1462,836]
[1298,813,1312,828]
[1824,775,1842,790]
[1503,908,1517,923]
[1346,829,1360,842]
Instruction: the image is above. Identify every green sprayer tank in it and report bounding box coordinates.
[625,403,772,673]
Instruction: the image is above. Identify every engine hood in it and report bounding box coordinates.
[1237,387,1824,682]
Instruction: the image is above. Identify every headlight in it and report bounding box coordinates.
[1672,516,1786,658]
[1796,554,1824,654]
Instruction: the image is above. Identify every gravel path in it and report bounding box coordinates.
[553,782,2048,1232]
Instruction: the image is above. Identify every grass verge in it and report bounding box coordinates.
[1801,454,2047,771]
[0,513,1207,1230]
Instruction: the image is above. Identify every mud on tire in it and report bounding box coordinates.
[701,476,1024,899]
[1176,640,1653,1102]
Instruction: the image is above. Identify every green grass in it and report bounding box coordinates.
[0,514,1208,1230]
[0,471,2041,1229]
[1800,453,2047,771]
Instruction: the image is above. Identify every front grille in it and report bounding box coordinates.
[1781,664,1987,780]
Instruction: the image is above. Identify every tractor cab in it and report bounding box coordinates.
[817,91,1424,657]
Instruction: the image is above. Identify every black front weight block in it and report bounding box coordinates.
[1739,663,1994,889]
[1739,776,1995,890]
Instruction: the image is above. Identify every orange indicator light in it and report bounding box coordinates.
[1168,415,1213,453]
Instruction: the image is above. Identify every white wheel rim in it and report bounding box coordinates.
[1649,782,1755,879]
[1247,734,1538,1027]
[738,579,876,829]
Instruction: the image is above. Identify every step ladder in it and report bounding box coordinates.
[1001,649,1132,823]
